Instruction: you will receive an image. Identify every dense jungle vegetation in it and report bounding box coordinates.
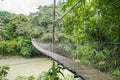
[0,11,37,57]
[62,0,120,77]
[0,0,120,79]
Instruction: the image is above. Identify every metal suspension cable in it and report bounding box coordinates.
[84,0,120,21]
[55,0,120,25]
[101,41,120,45]
[55,0,81,25]
[99,0,120,12]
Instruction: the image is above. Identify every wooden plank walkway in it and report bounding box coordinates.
[31,38,119,80]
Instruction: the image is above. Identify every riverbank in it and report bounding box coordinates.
[0,53,47,59]
[0,55,22,59]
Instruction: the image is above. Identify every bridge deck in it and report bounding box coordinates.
[31,39,119,80]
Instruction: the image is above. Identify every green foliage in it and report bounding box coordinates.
[0,65,75,80]
[112,69,120,77]
[40,33,52,43]
[38,65,64,80]
[6,40,18,54]
[6,14,30,39]
[0,36,35,57]
[13,65,75,80]
[0,11,38,57]
[0,65,9,80]
[17,36,36,57]
[78,42,113,71]
[0,11,15,25]
[29,2,66,43]
[63,0,120,77]
[0,0,119,78]
[29,5,53,39]
[20,47,32,57]
[0,40,8,55]
[55,43,72,58]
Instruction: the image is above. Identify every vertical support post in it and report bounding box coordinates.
[52,0,56,65]
[96,9,100,80]
[52,0,56,53]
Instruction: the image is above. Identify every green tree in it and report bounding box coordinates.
[29,2,66,43]
[6,14,30,39]
[38,65,64,80]
[63,0,120,77]
[0,66,9,80]
[0,11,15,25]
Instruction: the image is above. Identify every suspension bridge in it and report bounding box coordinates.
[31,38,119,80]
[31,0,120,80]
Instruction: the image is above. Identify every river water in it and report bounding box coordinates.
[0,57,73,80]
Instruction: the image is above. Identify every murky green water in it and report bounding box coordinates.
[0,57,72,80]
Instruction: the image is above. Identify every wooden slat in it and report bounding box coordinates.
[31,39,119,80]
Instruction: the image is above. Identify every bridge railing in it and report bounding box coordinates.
[32,1,120,78]
[32,38,120,79]
[35,39,120,71]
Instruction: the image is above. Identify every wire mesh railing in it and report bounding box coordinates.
[31,0,120,79]
[32,38,120,80]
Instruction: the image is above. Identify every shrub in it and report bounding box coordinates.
[0,65,9,80]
